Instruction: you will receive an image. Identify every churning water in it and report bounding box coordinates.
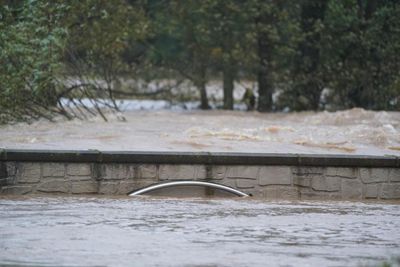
[1,108,399,156]
[1,196,399,267]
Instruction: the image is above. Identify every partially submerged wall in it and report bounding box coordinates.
[1,150,399,200]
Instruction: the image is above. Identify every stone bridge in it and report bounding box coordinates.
[0,149,399,200]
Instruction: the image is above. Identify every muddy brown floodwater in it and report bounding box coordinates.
[0,108,399,156]
[0,196,399,267]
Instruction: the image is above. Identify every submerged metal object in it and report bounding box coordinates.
[128,180,250,197]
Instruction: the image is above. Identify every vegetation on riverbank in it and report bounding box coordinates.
[1,0,399,123]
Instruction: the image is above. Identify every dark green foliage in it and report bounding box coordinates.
[1,0,399,124]
[290,0,328,111]
[0,1,68,123]
[322,0,400,110]
[279,0,400,111]
[0,0,139,122]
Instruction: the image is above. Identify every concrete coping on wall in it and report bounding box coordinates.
[0,149,399,167]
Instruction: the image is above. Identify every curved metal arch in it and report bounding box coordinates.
[128,180,250,197]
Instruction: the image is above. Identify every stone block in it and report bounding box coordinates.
[0,162,16,181]
[101,164,135,180]
[0,177,16,187]
[71,181,98,194]
[7,163,17,176]
[68,175,92,181]
[1,185,33,195]
[138,165,158,179]
[116,181,139,194]
[389,168,400,182]
[359,168,389,184]
[0,164,9,186]
[299,188,341,200]
[8,177,16,185]
[226,166,259,179]
[248,188,265,198]
[326,167,357,179]
[365,184,379,199]
[98,182,119,194]
[259,166,292,185]
[42,163,65,178]
[67,164,92,177]
[218,178,236,189]
[147,185,221,198]
[380,184,400,199]
[0,178,7,187]
[159,165,206,180]
[37,180,69,193]
[16,163,41,183]
[292,167,324,175]
[0,163,7,179]
[341,179,363,199]
[311,176,340,192]
[236,179,255,189]
[293,176,311,187]
[262,186,299,200]
[210,166,227,180]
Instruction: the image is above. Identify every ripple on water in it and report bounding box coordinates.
[0,196,399,267]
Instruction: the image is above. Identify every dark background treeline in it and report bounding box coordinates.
[1,0,399,123]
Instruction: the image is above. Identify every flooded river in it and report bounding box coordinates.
[1,196,399,267]
[1,108,399,156]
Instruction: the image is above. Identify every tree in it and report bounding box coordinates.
[291,0,328,111]
[322,0,400,110]
[141,0,213,109]
[254,2,275,112]
[0,0,144,123]
[247,0,296,112]
[203,0,251,110]
[0,1,68,123]
[59,0,139,119]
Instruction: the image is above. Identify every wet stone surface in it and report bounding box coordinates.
[0,196,399,267]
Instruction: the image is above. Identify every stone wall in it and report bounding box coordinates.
[1,161,399,200]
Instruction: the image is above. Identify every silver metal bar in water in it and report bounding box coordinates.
[128,180,250,197]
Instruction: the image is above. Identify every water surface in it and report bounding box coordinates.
[1,196,399,267]
[1,108,399,155]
